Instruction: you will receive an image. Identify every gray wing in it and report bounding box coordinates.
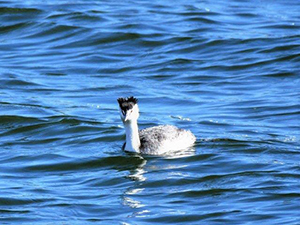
[138,125,185,154]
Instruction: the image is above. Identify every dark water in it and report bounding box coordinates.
[1,0,300,224]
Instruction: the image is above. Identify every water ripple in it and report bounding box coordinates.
[0,0,299,224]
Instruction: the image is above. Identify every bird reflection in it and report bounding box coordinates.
[121,147,195,218]
[121,154,148,217]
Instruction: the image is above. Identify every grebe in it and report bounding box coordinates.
[117,96,196,155]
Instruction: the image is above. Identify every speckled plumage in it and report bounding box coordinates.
[138,125,196,155]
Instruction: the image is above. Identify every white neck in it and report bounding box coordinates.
[124,119,141,153]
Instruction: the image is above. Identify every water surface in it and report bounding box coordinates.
[0,0,299,224]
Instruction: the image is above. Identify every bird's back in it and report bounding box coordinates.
[139,125,196,155]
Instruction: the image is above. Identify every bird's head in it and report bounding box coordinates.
[117,96,139,123]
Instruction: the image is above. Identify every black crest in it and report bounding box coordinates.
[117,96,138,112]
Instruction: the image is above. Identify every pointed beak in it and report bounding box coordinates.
[121,110,129,122]
[124,112,130,122]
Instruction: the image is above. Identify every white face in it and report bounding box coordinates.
[120,104,139,122]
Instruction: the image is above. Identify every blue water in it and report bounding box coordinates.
[0,0,299,224]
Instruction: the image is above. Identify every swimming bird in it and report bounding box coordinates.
[117,96,196,155]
